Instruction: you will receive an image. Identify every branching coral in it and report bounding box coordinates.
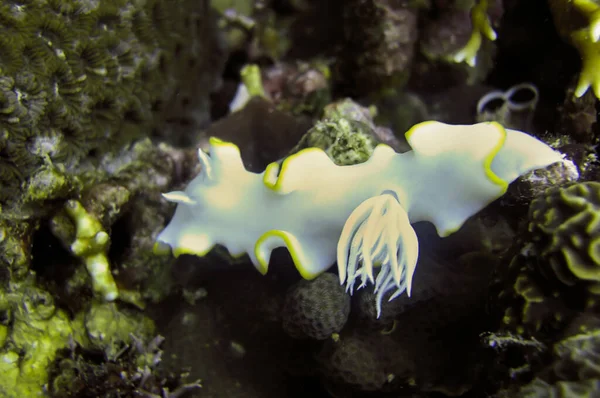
[62,200,119,302]
[450,0,499,67]
[549,0,600,97]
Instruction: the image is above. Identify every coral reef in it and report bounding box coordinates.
[49,320,202,398]
[0,0,221,207]
[528,182,600,289]
[282,272,351,340]
[0,136,200,395]
[494,314,600,397]
[487,182,600,395]
[1,0,599,396]
[494,182,600,338]
[0,266,160,398]
[289,98,401,165]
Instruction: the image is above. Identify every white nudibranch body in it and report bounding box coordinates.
[156,121,563,317]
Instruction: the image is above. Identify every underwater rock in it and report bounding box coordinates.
[548,0,600,98]
[335,0,418,96]
[288,98,399,165]
[501,155,580,207]
[556,86,598,143]
[201,97,313,171]
[420,8,475,60]
[261,61,332,118]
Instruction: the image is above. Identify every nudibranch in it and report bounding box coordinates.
[155,121,563,316]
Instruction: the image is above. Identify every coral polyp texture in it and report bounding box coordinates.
[450,0,499,67]
[282,272,351,340]
[156,121,563,315]
[528,182,600,288]
[0,0,217,204]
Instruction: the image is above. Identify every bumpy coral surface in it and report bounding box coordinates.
[493,182,600,338]
[528,181,600,288]
[0,0,219,205]
[282,272,350,340]
[318,332,393,392]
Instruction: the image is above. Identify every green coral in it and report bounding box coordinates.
[62,200,119,302]
[240,64,268,99]
[548,0,600,98]
[517,379,600,397]
[0,136,187,395]
[0,0,218,205]
[493,183,600,337]
[0,282,74,398]
[294,118,377,165]
[450,0,498,66]
[528,182,600,289]
[490,181,600,360]
[0,269,157,398]
[289,99,385,165]
[75,302,155,360]
[496,254,570,336]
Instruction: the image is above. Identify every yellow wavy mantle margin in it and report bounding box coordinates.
[154,121,562,281]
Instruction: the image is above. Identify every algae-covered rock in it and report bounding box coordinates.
[0,138,192,395]
[335,0,418,95]
[77,302,155,359]
[289,98,400,165]
[0,271,158,397]
[0,282,74,398]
